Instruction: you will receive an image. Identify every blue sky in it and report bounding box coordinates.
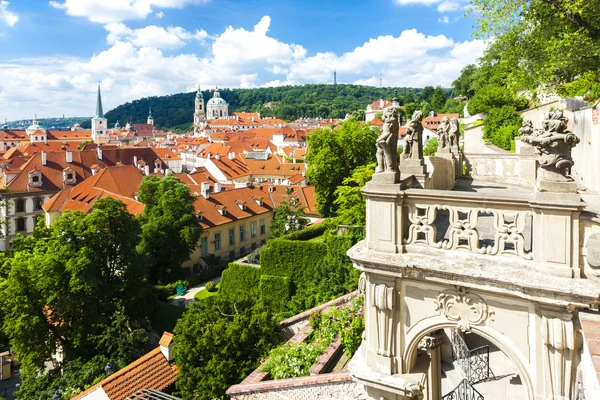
[0,0,484,119]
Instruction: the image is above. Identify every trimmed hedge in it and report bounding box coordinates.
[219,263,260,299]
[280,222,329,241]
[259,275,291,311]
[260,240,327,287]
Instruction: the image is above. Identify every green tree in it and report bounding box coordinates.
[269,197,310,239]
[173,297,280,400]
[482,105,523,151]
[468,84,528,115]
[430,86,447,112]
[423,137,439,156]
[470,0,600,90]
[306,120,378,216]
[419,100,433,115]
[333,163,376,226]
[452,64,478,98]
[404,102,417,118]
[137,175,202,284]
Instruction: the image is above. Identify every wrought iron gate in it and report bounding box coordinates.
[451,329,490,384]
[442,379,484,400]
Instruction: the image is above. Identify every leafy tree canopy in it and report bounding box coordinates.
[333,163,376,226]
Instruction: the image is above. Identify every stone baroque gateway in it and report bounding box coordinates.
[346,113,600,400]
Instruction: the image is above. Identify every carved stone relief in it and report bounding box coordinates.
[435,287,489,332]
[373,283,395,357]
[542,315,575,399]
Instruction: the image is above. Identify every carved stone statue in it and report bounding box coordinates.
[402,110,424,160]
[518,119,534,137]
[375,107,399,175]
[436,117,450,151]
[520,111,580,189]
[449,118,460,149]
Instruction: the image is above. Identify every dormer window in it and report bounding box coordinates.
[196,212,203,221]
[216,205,227,216]
[63,167,76,185]
[236,200,247,211]
[29,170,43,187]
[253,196,263,206]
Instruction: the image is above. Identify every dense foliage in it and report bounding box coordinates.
[306,119,378,217]
[261,296,364,379]
[105,84,454,129]
[0,199,151,398]
[333,163,375,226]
[269,195,310,239]
[173,297,280,400]
[138,175,202,284]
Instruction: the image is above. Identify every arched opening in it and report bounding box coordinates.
[405,324,533,400]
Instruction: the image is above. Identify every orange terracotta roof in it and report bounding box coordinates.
[47,130,92,141]
[71,346,177,400]
[370,117,384,126]
[242,154,305,177]
[368,99,393,111]
[257,184,318,216]
[43,165,146,216]
[193,187,274,229]
[422,113,460,130]
[287,174,306,185]
[159,332,174,347]
[209,156,251,180]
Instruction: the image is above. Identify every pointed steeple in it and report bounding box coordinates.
[95,83,104,118]
[148,107,152,118]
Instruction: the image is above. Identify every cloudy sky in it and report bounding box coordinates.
[0,0,485,119]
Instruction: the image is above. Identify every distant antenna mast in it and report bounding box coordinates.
[379,73,383,88]
[334,69,337,86]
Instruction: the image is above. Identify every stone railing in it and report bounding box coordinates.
[364,182,586,278]
[403,194,533,261]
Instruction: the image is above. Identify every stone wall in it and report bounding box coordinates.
[228,373,368,400]
[572,106,600,193]
[465,153,536,187]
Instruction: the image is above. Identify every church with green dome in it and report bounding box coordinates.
[206,87,229,119]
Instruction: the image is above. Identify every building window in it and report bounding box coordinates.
[260,219,266,235]
[240,225,246,242]
[201,236,208,257]
[15,198,25,213]
[251,221,257,238]
[16,217,25,232]
[214,232,221,251]
[229,250,235,260]
[34,197,43,211]
[229,228,235,246]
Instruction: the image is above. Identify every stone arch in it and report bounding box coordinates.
[403,316,534,400]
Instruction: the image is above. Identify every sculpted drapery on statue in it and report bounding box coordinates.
[401,110,424,160]
[375,106,399,175]
[449,118,460,149]
[437,116,450,150]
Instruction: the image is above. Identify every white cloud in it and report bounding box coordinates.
[0,16,486,119]
[49,0,209,24]
[105,23,208,49]
[0,1,18,27]
[438,16,450,23]
[394,0,440,5]
[437,1,460,12]
[155,11,165,18]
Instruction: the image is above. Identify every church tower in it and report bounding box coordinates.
[91,84,108,144]
[193,86,206,134]
[147,108,154,126]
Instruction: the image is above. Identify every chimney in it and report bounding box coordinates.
[165,169,171,175]
[97,147,103,160]
[65,150,72,164]
[429,110,435,118]
[214,182,221,193]
[159,332,174,362]
[41,151,47,166]
[201,182,210,199]
[144,165,150,175]
[228,152,235,160]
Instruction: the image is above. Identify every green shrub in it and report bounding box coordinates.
[246,248,261,265]
[260,240,327,286]
[259,275,291,311]
[340,316,365,357]
[205,281,218,292]
[150,301,186,334]
[261,342,325,379]
[219,263,260,300]
[153,279,189,301]
[280,222,329,241]
[193,285,220,301]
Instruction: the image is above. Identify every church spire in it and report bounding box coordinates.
[95,83,104,118]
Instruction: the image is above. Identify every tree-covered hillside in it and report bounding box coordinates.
[105,84,453,130]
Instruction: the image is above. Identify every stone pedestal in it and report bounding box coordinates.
[400,159,428,188]
[363,180,404,254]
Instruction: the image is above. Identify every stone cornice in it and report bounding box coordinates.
[348,241,600,309]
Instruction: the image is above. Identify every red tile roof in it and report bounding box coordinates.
[71,345,177,400]
[368,99,393,111]
[422,113,460,131]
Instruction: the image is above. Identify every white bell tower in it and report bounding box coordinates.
[91,83,108,144]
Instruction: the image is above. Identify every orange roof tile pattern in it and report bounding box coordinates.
[368,99,393,111]
[71,347,177,400]
[43,165,146,216]
[241,154,305,177]
[422,113,460,131]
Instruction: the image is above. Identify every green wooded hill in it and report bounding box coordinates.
[104,84,451,131]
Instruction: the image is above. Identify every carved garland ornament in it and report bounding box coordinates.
[435,287,489,332]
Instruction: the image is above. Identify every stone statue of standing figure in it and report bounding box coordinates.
[449,118,460,149]
[402,110,424,160]
[375,106,399,175]
[437,116,450,150]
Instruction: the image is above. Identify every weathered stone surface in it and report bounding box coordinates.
[375,106,399,179]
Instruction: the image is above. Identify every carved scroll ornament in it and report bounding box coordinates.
[435,287,489,332]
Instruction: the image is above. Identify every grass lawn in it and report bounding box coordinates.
[194,283,221,301]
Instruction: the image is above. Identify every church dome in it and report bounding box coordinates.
[26,115,46,136]
[207,89,227,105]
